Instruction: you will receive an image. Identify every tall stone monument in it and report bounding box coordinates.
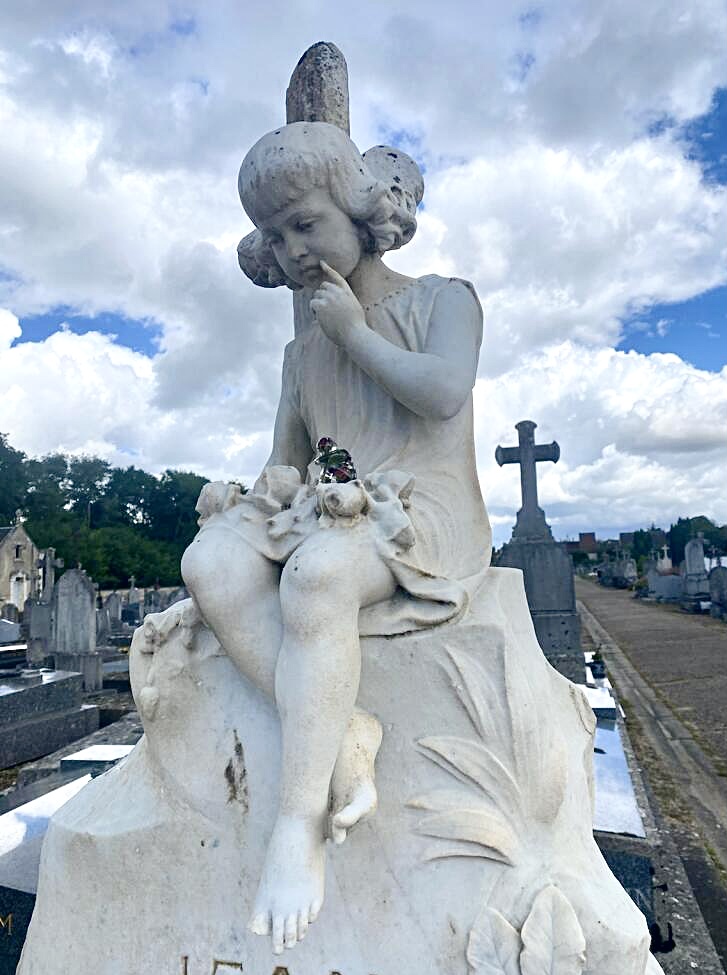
[683,531,709,599]
[19,44,662,975]
[494,421,584,683]
[51,567,102,690]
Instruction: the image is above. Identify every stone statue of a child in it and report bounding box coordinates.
[181,121,492,955]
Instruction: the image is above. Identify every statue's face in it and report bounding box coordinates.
[260,188,363,288]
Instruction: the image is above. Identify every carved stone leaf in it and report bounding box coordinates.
[519,885,586,975]
[417,736,521,811]
[467,906,521,975]
[446,645,507,748]
[414,809,517,864]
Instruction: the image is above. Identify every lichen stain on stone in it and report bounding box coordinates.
[224,729,249,810]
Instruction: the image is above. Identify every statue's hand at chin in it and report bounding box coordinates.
[310,261,366,347]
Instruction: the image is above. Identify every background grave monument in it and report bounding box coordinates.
[708,564,727,619]
[50,567,102,691]
[683,532,709,609]
[18,42,662,975]
[494,420,585,683]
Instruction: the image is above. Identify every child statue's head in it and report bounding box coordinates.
[237,122,424,289]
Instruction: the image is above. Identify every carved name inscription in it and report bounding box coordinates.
[0,914,12,936]
[180,958,374,975]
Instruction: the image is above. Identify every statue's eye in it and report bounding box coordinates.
[296,220,315,232]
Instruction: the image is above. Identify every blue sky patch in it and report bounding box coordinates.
[619,284,726,371]
[681,86,727,185]
[14,308,162,357]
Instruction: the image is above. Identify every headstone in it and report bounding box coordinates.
[96,606,111,644]
[709,565,727,619]
[655,545,671,572]
[646,568,684,602]
[104,592,123,633]
[38,549,63,604]
[19,43,662,975]
[127,576,142,608]
[494,420,584,683]
[143,589,162,618]
[23,600,52,666]
[51,569,102,691]
[599,553,637,589]
[166,586,188,609]
[684,532,709,598]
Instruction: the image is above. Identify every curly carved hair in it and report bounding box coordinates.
[237,122,423,289]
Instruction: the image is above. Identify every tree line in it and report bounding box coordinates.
[0,432,240,588]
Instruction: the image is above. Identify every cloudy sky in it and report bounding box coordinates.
[1,1,726,546]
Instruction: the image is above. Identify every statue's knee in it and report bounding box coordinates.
[282,546,343,598]
[181,533,213,593]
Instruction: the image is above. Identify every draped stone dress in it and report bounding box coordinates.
[199,273,492,634]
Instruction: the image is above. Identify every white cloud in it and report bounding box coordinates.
[475,342,727,543]
[0,0,726,545]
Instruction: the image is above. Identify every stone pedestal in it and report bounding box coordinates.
[496,540,584,683]
[18,570,661,975]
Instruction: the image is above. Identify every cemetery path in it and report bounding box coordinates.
[576,579,727,967]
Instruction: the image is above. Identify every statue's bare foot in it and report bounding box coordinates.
[330,708,383,844]
[249,815,325,955]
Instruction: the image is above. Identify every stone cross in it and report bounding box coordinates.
[39,547,64,602]
[286,43,349,341]
[496,420,560,540]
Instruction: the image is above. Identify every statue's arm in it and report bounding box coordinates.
[343,280,481,421]
[263,390,312,479]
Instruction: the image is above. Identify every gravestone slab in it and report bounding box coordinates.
[104,592,122,625]
[23,601,51,665]
[709,565,727,619]
[51,569,96,657]
[646,569,684,602]
[684,534,709,599]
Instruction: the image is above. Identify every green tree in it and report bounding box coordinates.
[668,515,722,564]
[0,433,27,524]
[632,529,652,560]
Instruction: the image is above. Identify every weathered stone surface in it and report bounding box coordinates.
[709,565,727,618]
[684,534,709,598]
[18,574,656,975]
[286,41,349,132]
[51,569,96,657]
[646,569,683,602]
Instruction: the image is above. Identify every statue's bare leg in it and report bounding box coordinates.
[182,521,383,836]
[181,523,281,696]
[249,526,396,953]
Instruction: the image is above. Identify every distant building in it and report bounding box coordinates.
[0,513,40,610]
[564,532,598,557]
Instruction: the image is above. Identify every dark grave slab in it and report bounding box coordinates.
[0,670,99,769]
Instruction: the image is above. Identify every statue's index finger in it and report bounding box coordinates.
[319,260,347,286]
